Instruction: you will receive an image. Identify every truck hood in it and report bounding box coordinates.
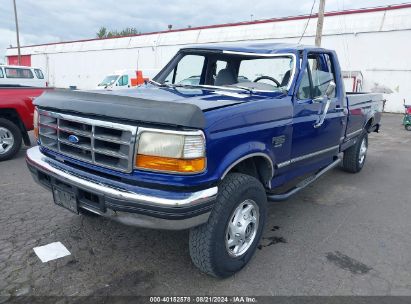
[34,85,284,129]
[100,85,283,110]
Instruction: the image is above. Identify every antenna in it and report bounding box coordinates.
[136,49,140,71]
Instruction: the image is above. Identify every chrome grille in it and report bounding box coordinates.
[38,110,137,173]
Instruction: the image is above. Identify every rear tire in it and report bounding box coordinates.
[0,118,22,161]
[405,125,411,131]
[189,173,267,278]
[342,132,368,173]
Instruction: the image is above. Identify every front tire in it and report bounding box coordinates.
[342,132,368,173]
[189,173,267,278]
[0,118,22,161]
[405,125,411,131]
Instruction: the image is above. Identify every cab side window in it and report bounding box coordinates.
[118,75,129,86]
[0,68,3,78]
[5,68,34,79]
[34,69,44,79]
[309,54,336,98]
[297,67,311,99]
[297,53,336,100]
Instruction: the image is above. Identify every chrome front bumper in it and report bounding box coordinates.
[26,146,218,230]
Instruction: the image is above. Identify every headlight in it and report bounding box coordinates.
[135,128,206,174]
[33,107,39,140]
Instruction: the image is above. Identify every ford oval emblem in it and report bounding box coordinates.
[68,135,80,144]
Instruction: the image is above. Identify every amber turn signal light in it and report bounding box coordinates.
[33,108,39,140]
[34,127,39,140]
[136,154,205,173]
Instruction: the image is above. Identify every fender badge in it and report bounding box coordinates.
[272,135,286,148]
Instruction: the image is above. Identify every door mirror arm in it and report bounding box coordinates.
[313,81,336,128]
[313,98,331,128]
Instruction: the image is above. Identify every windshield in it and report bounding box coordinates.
[98,75,119,86]
[154,51,295,92]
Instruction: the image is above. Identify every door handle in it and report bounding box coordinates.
[335,106,349,115]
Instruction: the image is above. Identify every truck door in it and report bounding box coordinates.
[290,51,345,169]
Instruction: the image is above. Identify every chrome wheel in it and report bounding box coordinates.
[225,199,259,258]
[0,127,14,155]
[358,137,367,165]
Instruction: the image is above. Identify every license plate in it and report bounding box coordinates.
[52,187,78,214]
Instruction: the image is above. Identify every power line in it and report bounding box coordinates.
[298,0,317,44]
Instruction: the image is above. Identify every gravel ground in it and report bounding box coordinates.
[0,113,410,299]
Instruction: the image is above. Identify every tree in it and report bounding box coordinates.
[96,27,139,38]
[119,27,139,36]
[96,27,108,38]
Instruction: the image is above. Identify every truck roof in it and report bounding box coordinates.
[0,65,43,69]
[182,42,326,54]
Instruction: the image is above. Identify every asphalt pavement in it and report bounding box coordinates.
[1,113,410,298]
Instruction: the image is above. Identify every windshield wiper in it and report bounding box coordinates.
[174,83,255,93]
[171,84,204,89]
[229,85,256,95]
[148,80,170,87]
[232,85,289,95]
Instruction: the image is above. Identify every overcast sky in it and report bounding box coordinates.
[0,0,405,61]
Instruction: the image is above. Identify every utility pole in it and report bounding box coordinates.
[12,0,21,65]
[315,0,326,47]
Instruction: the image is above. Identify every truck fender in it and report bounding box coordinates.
[0,108,31,146]
[364,115,377,133]
[217,141,274,187]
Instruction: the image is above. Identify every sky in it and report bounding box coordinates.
[0,0,406,61]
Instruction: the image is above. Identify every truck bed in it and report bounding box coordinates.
[345,92,383,137]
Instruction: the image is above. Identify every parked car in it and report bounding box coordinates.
[404,104,411,131]
[0,65,47,87]
[96,70,137,90]
[0,86,50,160]
[26,43,383,277]
[342,70,363,93]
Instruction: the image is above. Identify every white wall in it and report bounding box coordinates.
[9,5,411,112]
[305,30,411,113]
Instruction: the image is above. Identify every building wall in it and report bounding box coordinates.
[7,5,411,112]
[7,55,31,66]
[302,30,411,113]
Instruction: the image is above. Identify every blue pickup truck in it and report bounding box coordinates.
[26,43,383,277]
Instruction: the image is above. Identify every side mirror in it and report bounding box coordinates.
[325,81,336,98]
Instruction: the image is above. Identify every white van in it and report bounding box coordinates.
[0,65,47,87]
[96,70,136,90]
[95,69,160,90]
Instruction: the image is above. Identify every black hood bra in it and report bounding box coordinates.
[34,89,206,129]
